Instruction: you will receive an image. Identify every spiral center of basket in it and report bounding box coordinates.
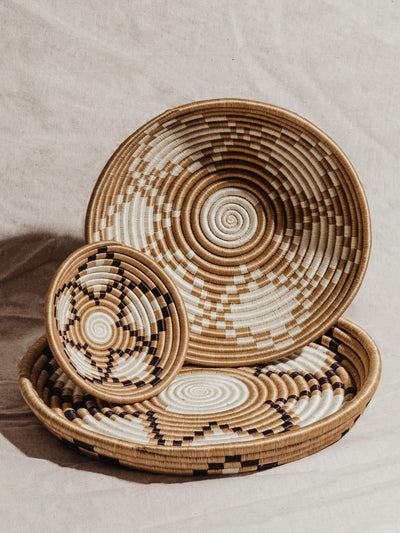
[159,372,250,414]
[83,310,115,345]
[199,187,259,248]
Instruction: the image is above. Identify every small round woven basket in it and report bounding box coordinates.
[86,99,371,366]
[19,318,380,476]
[45,242,188,403]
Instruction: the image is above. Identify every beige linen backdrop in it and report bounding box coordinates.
[1,1,399,531]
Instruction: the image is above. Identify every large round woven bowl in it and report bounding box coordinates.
[45,242,188,403]
[19,318,380,475]
[86,99,371,366]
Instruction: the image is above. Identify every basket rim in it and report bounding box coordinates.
[18,317,381,459]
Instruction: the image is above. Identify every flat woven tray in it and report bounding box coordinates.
[18,318,380,476]
[85,99,371,366]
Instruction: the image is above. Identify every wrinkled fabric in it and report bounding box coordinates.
[1,1,399,531]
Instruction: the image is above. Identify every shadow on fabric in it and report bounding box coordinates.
[0,233,211,485]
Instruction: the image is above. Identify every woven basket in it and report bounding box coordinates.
[85,99,371,366]
[18,318,380,476]
[45,242,188,403]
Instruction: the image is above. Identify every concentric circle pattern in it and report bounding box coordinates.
[86,99,371,365]
[199,187,259,248]
[18,320,381,475]
[45,242,188,403]
[42,341,355,446]
[159,372,250,414]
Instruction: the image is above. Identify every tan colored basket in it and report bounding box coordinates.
[85,99,371,366]
[18,318,380,476]
[45,241,188,403]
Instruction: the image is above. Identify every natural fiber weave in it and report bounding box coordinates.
[45,242,188,403]
[86,99,371,366]
[19,318,380,476]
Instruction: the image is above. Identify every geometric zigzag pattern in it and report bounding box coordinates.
[38,323,360,474]
[47,243,188,403]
